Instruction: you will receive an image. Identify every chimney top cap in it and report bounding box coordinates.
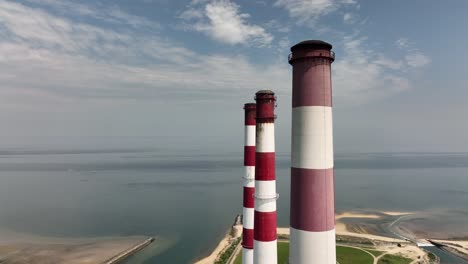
[243,103,256,110]
[291,40,332,52]
[256,90,274,95]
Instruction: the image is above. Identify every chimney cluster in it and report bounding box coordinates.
[241,40,336,264]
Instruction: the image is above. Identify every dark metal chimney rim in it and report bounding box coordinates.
[290,40,333,52]
[288,51,335,63]
[289,40,335,64]
[254,90,276,99]
[255,90,275,95]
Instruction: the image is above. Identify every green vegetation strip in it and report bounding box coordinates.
[234,249,242,264]
[233,242,415,264]
[336,246,374,264]
[277,242,289,264]
[235,243,375,264]
[428,252,437,262]
[377,254,413,264]
[216,238,240,264]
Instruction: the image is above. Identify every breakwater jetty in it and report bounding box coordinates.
[104,237,155,264]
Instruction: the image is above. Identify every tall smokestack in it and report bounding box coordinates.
[288,40,336,264]
[253,90,277,264]
[242,103,256,264]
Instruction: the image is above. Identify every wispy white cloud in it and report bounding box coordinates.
[374,56,404,70]
[405,52,431,67]
[24,0,158,28]
[179,8,204,20]
[264,19,290,33]
[0,0,286,108]
[0,0,430,110]
[278,37,291,50]
[0,1,134,56]
[180,0,273,46]
[395,37,431,68]
[275,0,357,24]
[395,38,409,48]
[270,0,430,104]
[333,36,416,104]
[343,12,354,24]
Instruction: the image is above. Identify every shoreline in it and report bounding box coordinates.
[195,211,410,264]
[431,239,468,260]
[0,230,155,264]
[194,225,242,264]
[193,232,232,264]
[196,210,468,264]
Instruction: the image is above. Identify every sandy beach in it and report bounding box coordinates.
[335,211,409,242]
[194,234,231,264]
[0,229,153,264]
[194,225,242,264]
[197,211,421,264]
[278,224,406,243]
[273,211,415,242]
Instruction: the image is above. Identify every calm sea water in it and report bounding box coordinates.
[0,148,468,263]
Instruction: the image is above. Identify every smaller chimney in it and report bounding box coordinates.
[253,90,278,264]
[242,103,256,264]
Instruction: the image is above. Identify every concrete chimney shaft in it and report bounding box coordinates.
[242,103,256,264]
[288,40,336,264]
[253,90,278,264]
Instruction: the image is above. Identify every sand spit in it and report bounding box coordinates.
[0,230,153,264]
[334,211,409,242]
[381,211,413,216]
[336,212,381,220]
[336,210,413,219]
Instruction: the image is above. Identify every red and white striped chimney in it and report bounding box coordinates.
[253,90,277,264]
[288,40,336,264]
[242,103,256,264]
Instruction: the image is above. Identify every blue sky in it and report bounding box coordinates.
[0,0,467,152]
